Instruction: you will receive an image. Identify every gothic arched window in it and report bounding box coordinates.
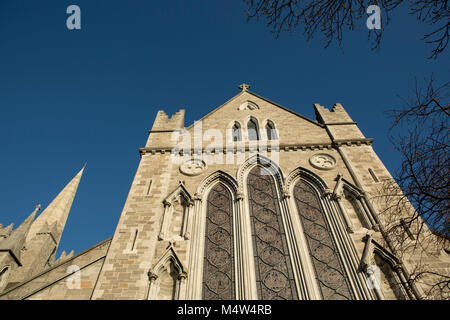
[293,179,353,300]
[247,166,298,299]
[265,120,277,140]
[157,261,179,300]
[147,248,186,300]
[373,253,407,300]
[247,118,259,141]
[202,183,235,299]
[232,122,242,142]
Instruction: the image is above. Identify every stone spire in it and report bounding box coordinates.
[0,205,40,265]
[25,165,85,247]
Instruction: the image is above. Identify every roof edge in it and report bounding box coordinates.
[184,89,324,130]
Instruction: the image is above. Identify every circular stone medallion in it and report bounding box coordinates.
[180,159,206,176]
[309,153,337,170]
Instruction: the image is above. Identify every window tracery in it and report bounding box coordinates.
[202,183,235,299]
[293,179,353,300]
[247,166,297,300]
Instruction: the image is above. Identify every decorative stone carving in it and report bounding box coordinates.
[238,100,259,110]
[309,153,337,170]
[196,170,238,198]
[180,159,206,176]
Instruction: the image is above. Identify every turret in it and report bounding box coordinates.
[145,109,185,148]
[314,103,366,141]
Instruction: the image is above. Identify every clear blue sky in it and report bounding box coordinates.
[0,1,447,257]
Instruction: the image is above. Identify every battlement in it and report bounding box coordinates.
[314,103,354,124]
[151,109,185,131]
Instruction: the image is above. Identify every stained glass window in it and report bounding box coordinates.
[247,166,298,300]
[293,179,353,300]
[202,183,235,299]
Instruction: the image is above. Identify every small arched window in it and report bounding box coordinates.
[232,122,242,141]
[265,120,277,140]
[247,118,259,141]
[373,253,407,300]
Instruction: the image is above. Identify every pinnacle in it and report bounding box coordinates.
[25,166,85,247]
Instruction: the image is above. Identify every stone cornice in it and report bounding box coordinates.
[139,138,373,156]
[323,121,357,126]
[148,129,184,133]
[332,138,373,146]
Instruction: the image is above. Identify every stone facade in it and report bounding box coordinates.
[1,85,448,299]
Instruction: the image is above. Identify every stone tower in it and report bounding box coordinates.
[0,85,448,300]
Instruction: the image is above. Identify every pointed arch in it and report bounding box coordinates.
[246,164,298,299]
[247,117,260,141]
[237,153,284,192]
[285,166,328,194]
[370,243,409,300]
[202,182,235,299]
[196,170,239,199]
[159,182,192,241]
[285,166,375,300]
[147,246,186,300]
[292,178,354,299]
[232,121,242,142]
[237,155,300,299]
[265,120,278,140]
[187,170,240,299]
[335,177,376,230]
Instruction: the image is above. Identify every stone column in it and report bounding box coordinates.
[146,272,159,300]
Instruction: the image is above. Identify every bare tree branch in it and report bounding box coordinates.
[244,0,449,58]
[374,76,449,299]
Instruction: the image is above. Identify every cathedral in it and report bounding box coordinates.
[0,85,448,300]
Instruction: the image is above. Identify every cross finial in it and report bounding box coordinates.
[239,83,250,91]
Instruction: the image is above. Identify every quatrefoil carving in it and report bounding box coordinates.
[309,153,337,170]
[179,159,206,176]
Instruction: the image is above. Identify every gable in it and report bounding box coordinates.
[185,90,330,146]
